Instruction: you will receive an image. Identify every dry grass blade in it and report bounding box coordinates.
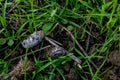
[0,28,5,34]
[45,37,63,46]
[85,24,92,52]
[8,2,19,13]
[9,45,51,62]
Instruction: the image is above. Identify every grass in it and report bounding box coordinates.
[0,0,120,80]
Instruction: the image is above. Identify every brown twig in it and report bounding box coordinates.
[60,24,98,69]
[45,37,62,46]
[85,25,92,52]
[86,34,90,52]
[8,45,51,62]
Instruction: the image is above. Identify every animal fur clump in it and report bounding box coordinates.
[22,31,44,48]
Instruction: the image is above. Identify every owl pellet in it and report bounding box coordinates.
[22,31,44,48]
[48,46,66,58]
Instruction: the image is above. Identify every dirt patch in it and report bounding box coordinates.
[109,50,120,66]
[106,50,120,80]
[107,67,120,80]
[9,59,35,80]
[55,63,80,80]
[64,68,80,80]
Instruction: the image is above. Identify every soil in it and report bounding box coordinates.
[106,50,120,80]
